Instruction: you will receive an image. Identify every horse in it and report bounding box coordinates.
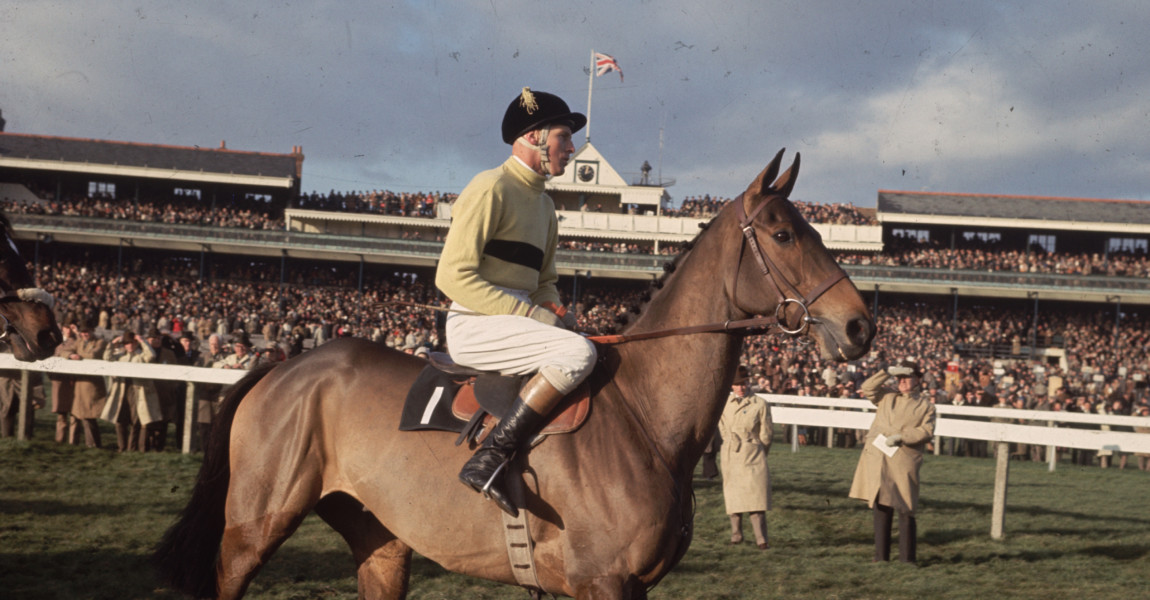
[0,213,61,361]
[154,150,876,600]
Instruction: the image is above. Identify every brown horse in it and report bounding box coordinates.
[0,213,61,361]
[154,150,875,599]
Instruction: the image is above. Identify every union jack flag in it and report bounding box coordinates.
[595,52,623,82]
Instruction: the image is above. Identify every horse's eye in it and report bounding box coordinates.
[773,230,793,244]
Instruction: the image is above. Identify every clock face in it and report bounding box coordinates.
[577,164,596,182]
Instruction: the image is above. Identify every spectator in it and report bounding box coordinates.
[66,324,109,449]
[49,324,80,444]
[718,366,773,550]
[849,360,936,563]
[100,331,162,452]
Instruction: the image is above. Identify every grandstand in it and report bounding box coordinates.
[2,130,1148,418]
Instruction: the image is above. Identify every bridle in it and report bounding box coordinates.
[0,237,56,341]
[588,193,847,345]
[731,192,848,335]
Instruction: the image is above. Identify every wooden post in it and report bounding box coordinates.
[182,383,197,454]
[991,441,1010,540]
[826,426,834,448]
[16,370,31,441]
[791,424,799,453]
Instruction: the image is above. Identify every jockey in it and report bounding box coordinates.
[435,87,597,517]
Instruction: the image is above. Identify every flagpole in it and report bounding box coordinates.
[586,49,595,144]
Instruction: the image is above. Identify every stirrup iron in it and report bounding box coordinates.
[480,457,511,495]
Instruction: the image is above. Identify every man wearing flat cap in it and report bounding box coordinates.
[849,359,936,563]
[435,87,596,517]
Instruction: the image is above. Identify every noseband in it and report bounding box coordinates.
[732,192,847,336]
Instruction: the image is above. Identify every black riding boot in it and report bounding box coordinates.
[459,398,547,517]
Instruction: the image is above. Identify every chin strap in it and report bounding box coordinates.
[515,124,552,175]
[17,288,55,309]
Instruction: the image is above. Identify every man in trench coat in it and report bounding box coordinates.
[100,331,162,452]
[849,359,936,563]
[718,365,773,549]
[67,324,108,448]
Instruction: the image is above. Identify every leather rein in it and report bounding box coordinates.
[588,193,847,345]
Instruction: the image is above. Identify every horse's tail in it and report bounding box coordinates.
[152,363,278,598]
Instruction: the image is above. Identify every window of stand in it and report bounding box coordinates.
[88,181,116,199]
[174,188,202,200]
[1028,234,1056,253]
[1107,237,1148,254]
[891,228,930,243]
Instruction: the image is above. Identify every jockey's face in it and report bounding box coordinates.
[522,125,574,177]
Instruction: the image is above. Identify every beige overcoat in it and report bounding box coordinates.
[99,342,162,425]
[70,337,108,419]
[849,371,936,515]
[50,338,78,414]
[718,392,773,514]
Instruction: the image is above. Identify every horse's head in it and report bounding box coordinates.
[0,214,62,361]
[725,149,874,361]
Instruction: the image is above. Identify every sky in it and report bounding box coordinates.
[2,1,1148,208]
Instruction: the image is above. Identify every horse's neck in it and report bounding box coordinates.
[612,219,743,474]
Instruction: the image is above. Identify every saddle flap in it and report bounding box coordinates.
[453,379,592,441]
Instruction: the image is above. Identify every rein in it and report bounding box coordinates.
[386,194,848,347]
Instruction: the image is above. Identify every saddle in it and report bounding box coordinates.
[400,352,591,446]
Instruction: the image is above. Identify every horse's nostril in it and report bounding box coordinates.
[846,316,874,349]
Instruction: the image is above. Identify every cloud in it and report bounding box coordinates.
[3,1,1149,206]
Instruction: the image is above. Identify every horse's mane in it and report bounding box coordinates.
[616,215,719,332]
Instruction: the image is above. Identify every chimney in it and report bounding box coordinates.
[219,140,227,150]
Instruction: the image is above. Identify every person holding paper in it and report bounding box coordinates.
[849,359,936,563]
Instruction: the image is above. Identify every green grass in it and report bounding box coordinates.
[2,418,1148,599]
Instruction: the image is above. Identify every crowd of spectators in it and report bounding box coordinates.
[294,189,456,218]
[3,193,284,230]
[840,238,1150,278]
[662,195,877,226]
[15,192,1148,282]
[14,248,1148,468]
[557,240,682,255]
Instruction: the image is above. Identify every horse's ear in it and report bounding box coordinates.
[748,148,786,197]
[772,152,801,199]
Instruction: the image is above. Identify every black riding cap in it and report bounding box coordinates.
[501,88,587,144]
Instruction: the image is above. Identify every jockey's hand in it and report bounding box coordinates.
[541,301,577,330]
[514,301,563,328]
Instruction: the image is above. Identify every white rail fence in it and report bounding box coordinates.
[6,354,1148,540]
[764,394,1150,539]
[2,354,244,454]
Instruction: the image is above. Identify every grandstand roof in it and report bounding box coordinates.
[878,190,1150,232]
[0,132,301,188]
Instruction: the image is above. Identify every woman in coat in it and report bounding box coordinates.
[849,360,936,563]
[718,365,773,549]
[99,331,161,452]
